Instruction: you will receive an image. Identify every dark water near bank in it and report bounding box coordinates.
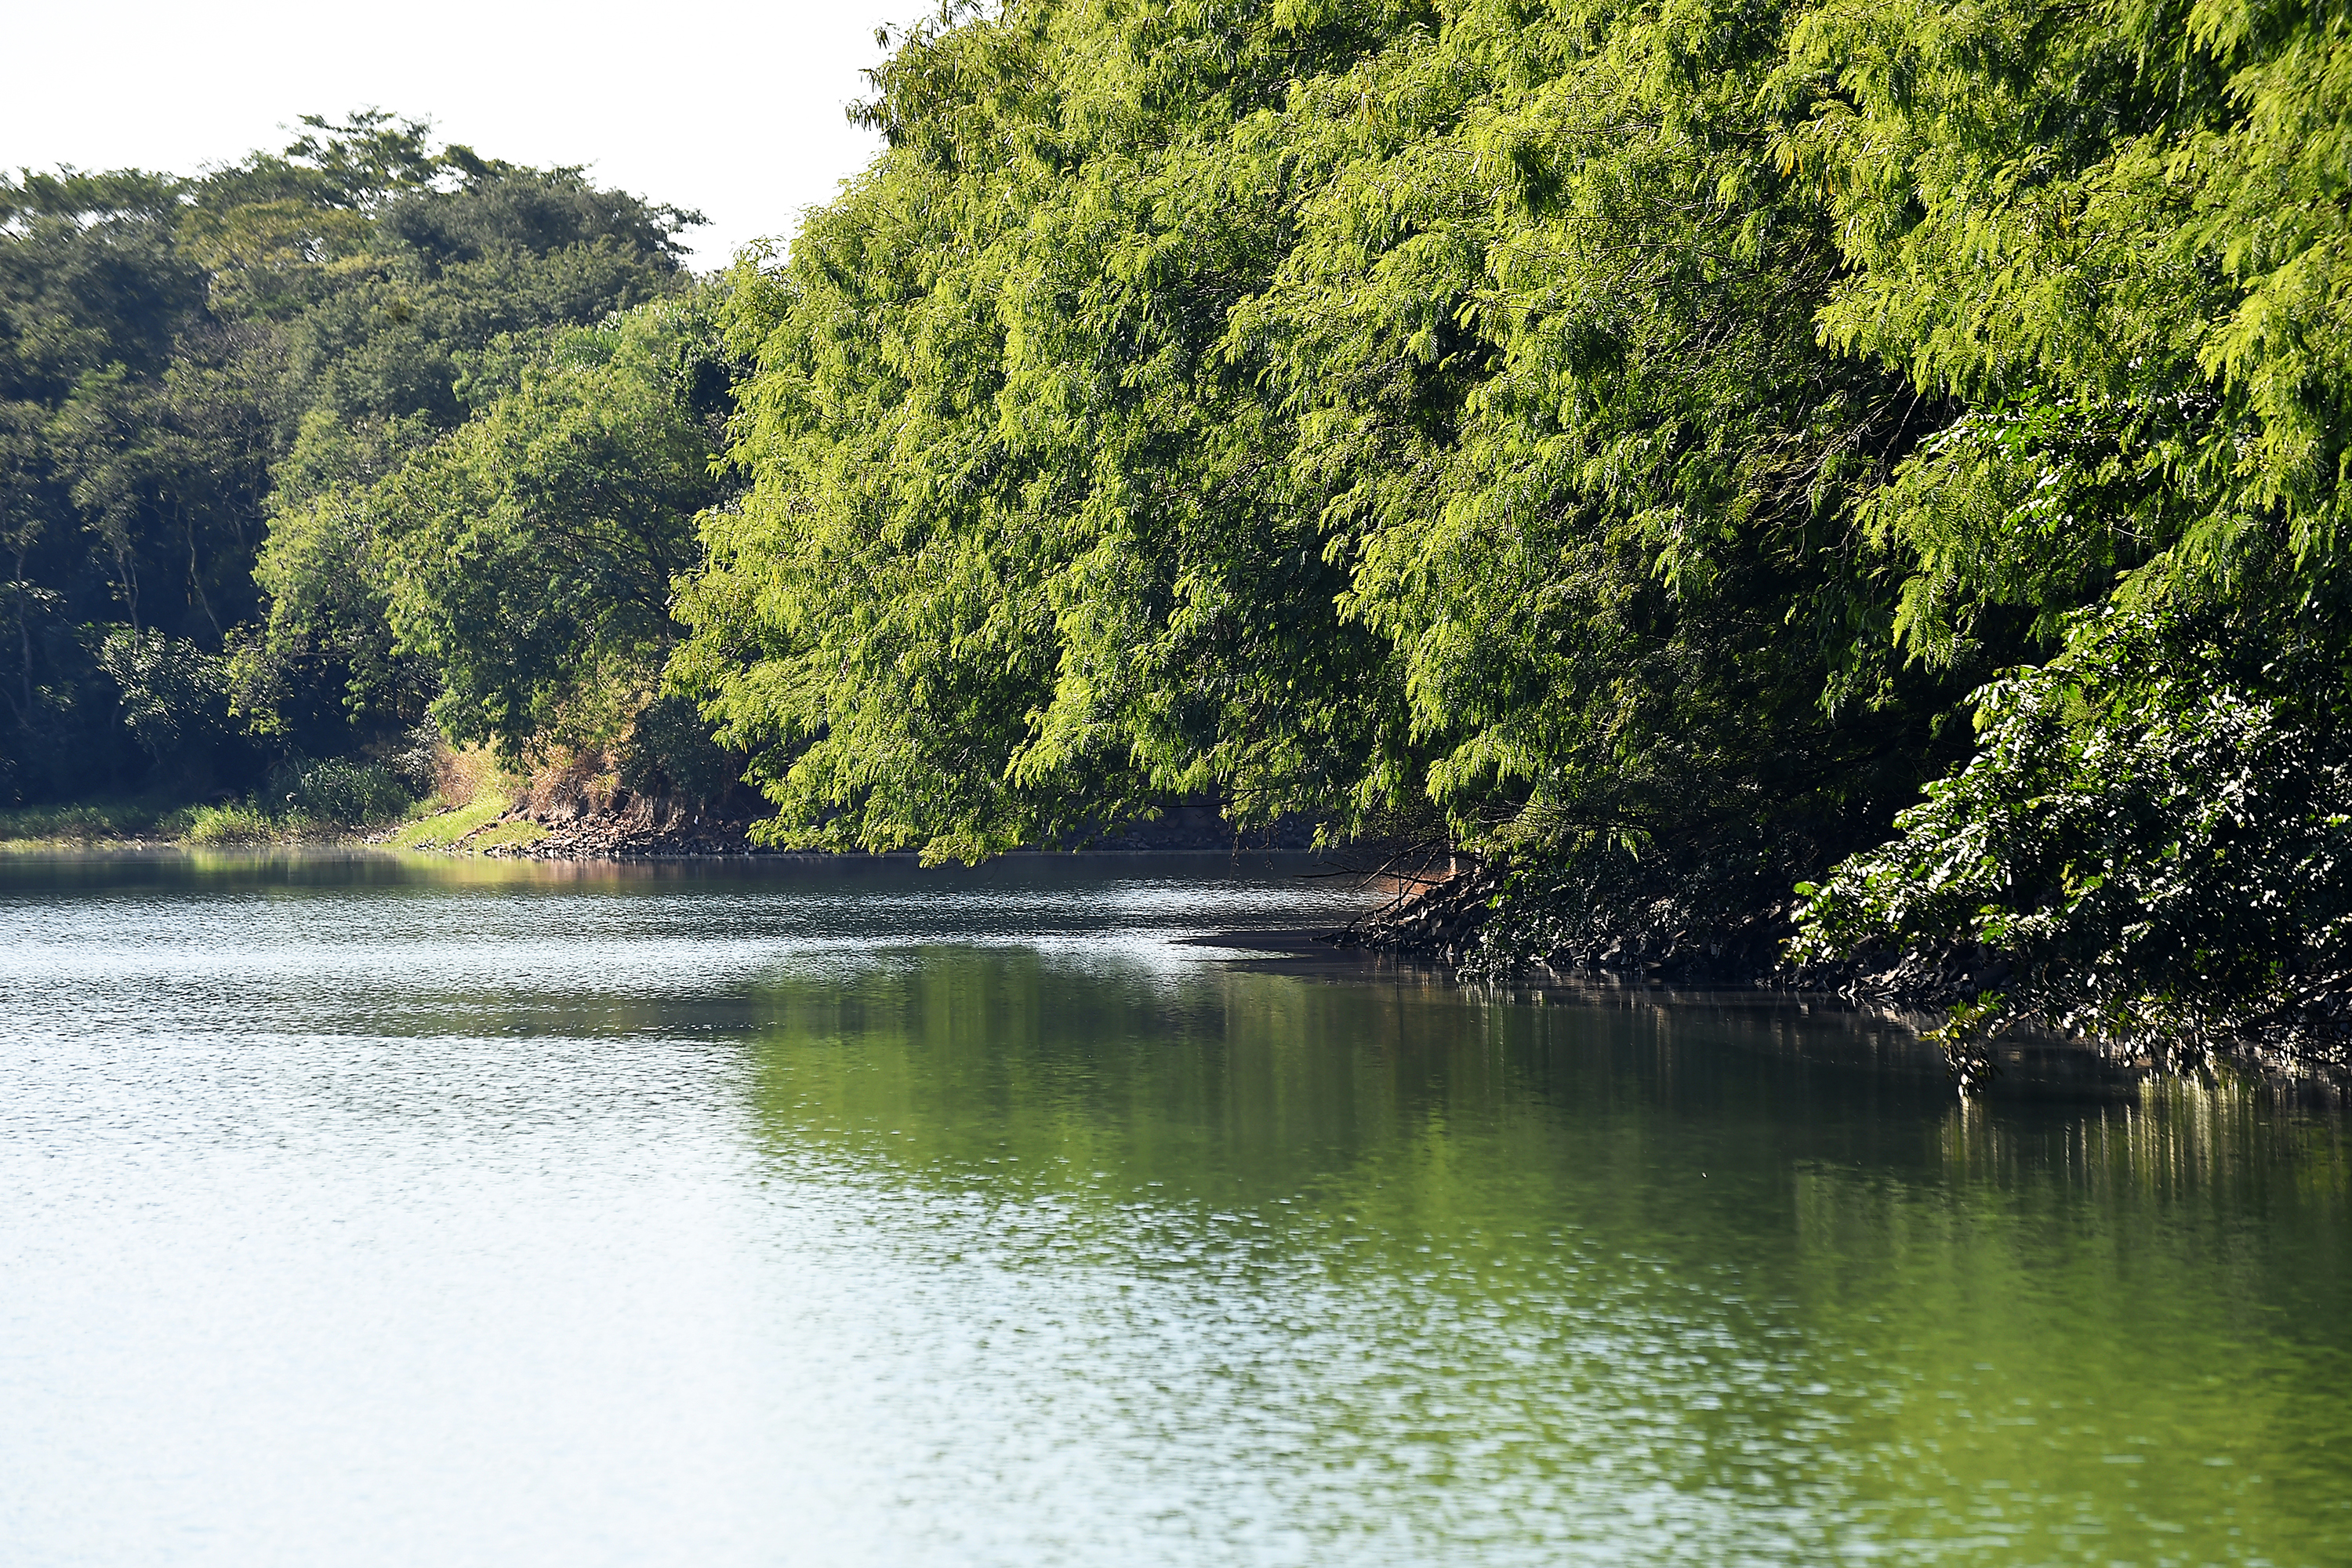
[2,852,2345,1565]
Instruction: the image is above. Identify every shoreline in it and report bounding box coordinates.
[9,832,2343,1094]
[1193,924,2352,1102]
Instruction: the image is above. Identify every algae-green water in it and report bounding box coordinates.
[2,852,2343,1564]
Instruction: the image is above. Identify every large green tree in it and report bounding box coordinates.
[360,294,733,763]
[676,0,1975,895]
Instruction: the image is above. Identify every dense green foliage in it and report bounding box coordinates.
[680,0,1965,869]
[1791,608,2352,1050]
[1,113,700,803]
[1768,0,2352,1047]
[256,291,735,771]
[673,0,2352,1054]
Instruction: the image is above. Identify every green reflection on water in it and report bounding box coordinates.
[743,949,2351,1563]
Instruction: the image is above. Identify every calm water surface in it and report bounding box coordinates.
[1,851,2345,1566]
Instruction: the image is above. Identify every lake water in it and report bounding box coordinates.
[2,851,2346,1566]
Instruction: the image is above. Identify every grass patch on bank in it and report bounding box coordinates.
[467,816,548,851]
[383,789,515,849]
[181,802,292,845]
[0,795,191,846]
[11,747,529,853]
[10,767,425,851]
[177,801,357,845]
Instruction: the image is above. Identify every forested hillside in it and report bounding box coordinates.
[1,112,720,808]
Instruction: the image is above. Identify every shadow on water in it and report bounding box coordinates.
[742,946,2351,1562]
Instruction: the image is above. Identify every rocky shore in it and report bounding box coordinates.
[1331,853,2352,1083]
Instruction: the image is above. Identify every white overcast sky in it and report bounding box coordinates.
[0,0,924,268]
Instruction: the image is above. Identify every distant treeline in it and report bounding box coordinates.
[10,0,2352,1054]
[0,111,731,811]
